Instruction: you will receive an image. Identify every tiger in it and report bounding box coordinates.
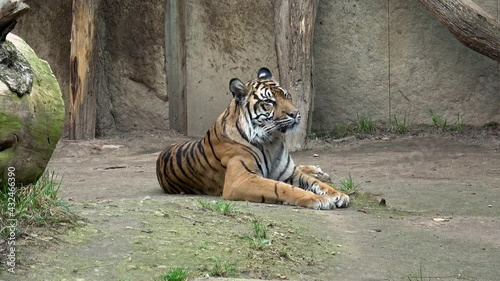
[156,67,349,209]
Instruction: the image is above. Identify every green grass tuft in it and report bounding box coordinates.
[334,123,356,138]
[335,173,361,195]
[161,267,189,281]
[197,199,236,215]
[208,259,237,277]
[245,220,272,250]
[451,112,465,132]
[0,172,78,237]
[356,114,375,133]
[391,114,409,134]
[429,109,448,131]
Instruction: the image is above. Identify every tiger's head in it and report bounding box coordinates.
[229,67,301,143]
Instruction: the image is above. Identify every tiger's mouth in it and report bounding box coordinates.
[277,116,301,133]
[257,115,300,135]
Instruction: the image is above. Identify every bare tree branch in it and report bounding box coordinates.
[419,0,500,62]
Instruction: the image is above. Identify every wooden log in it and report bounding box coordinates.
[419,0,500,63]
[68,0,100,139]
[166,0,187,134]
[274,0,318,151]
[0,0,29,42]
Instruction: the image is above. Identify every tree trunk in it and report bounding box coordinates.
[0,0,29,42]
[166,0,187,134]
[68,0,101,139]
[419,0,500,63]
[274,0,318,152]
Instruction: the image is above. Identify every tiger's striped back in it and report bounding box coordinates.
[156,137,226,195]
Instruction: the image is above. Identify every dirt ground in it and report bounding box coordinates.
[3,130,500,281]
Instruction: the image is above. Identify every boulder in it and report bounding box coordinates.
[0,33,64,185]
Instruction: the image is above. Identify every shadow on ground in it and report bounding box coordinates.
[3,131,500,281]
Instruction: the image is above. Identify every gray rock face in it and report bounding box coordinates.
[12,0,500,137]
[313,0,389,131]
[313,0,499,131]
[99,0,168,135]
[185,0,278,136]
[389,0,499,127]
[15,0,168,136]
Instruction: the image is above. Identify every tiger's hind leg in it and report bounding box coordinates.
[296,165,331,182]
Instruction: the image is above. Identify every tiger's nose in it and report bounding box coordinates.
[286,110,299,119]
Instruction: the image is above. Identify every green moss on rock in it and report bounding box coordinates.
[0,34,64,185]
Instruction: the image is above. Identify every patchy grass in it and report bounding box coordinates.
[245,219,272,250]
[207,258,237,277]
[334,123,357,138]
[161,267,189,281]
[429,110,448,131]
[0,172,78,237]
[430,110,467,133]
[357,114,375,133]
[451,113,465,132]
[334,173,361,195]
[350,192,384,209]
[391,114,409,134]
[197,199,236,215]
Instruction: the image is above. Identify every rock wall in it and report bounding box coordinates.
[313,0,500,131]
[15,0,168,137]
[99,0,168,134]
[13,0,500,137]
[185,0,279,136]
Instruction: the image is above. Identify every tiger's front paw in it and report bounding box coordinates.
[317,193,349,209]
[311,165,331,182]
[297,193,350,210]
[331,192,350,208]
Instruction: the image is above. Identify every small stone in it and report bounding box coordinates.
[127,264,138,270]
[432,217,451,222]
[488,205,492,208]
[313,153,319,157]
[101,144,124,149]
[153,211,166,217]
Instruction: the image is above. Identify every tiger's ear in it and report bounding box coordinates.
[257,67,272,79]
[229,78,248,104]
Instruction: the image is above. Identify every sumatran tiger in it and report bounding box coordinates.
[156,67,349,209]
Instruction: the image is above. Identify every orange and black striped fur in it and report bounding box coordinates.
[156,68,349,209]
